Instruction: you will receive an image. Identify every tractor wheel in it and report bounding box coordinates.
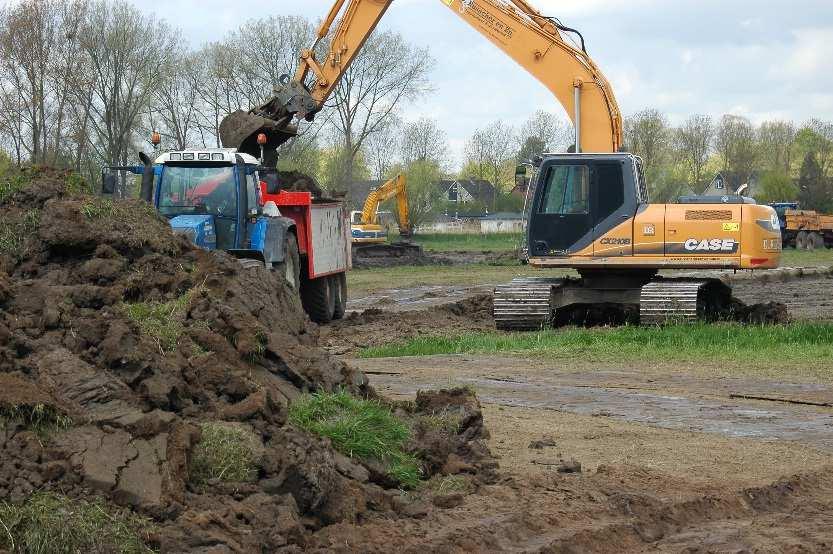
[276,233,301,290]
[331,273,348,320]
[301,276,335,324]
[796,231,808,250]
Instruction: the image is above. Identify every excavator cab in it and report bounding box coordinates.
[527,153,644,258]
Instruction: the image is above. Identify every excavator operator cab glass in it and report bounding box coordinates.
[539,165,589,215]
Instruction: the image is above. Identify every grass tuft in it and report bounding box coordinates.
[0,492,155,554]
[0,209,40,258]
[360,323,833,373]
[123,288,201,354]
[81,198,117,219]
[288,390,422,488]
[189,422,260,485]
[0,403,72,442]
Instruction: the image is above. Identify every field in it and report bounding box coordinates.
[322,236,833,551]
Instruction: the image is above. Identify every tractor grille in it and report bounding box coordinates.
[685,210,733,221]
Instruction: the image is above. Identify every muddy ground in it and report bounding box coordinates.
[0,169,496,553]
[318,268,833,552]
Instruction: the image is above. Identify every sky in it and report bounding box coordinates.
[134,0,833,166]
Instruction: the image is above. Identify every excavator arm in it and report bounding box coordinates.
[360,174,411,236]
[220,0,623,159]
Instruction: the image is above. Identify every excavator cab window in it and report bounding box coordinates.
[539,165,589,215]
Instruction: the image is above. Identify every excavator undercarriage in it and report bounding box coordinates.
[493,273,734,330]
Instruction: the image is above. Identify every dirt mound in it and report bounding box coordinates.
[322,294,495,355]
[277,170,324,197]
[0,168,495,552]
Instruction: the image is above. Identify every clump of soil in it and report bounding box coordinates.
[0,168,495,553]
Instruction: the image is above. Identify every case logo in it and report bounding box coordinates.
[684,238,737,252]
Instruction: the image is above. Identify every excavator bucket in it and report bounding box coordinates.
[219,110,297,161]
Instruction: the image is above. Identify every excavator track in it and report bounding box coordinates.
[493,278,562,331]
[639,279,730,325]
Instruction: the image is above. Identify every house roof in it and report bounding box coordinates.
[438,178,497,202]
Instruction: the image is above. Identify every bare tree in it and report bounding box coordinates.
[365,117,401,180]
[624,109,670,171]
[0,0,87,164]
[329,30,433,186]
[80,0,179,167]
[463,120,515,192]
[515,110,571,161]
[758,120,796,175]
[714,115,758,188]
[400,117,447,167]
[147,55,203,150]
[674,114,713,188]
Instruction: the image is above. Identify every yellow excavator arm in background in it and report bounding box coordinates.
[223,0,623,156]
[360,174,411,235]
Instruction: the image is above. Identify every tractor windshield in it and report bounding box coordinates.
[157,165,237,219]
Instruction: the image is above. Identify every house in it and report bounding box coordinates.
[701,172,759,198]
[437,178,497,208]
[480,212,525,234]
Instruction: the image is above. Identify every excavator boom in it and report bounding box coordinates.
[220,0,623,158]
[360,174,411,235]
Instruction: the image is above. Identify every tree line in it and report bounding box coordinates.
[2,1,832,215]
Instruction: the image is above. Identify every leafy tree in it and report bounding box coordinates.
[394,158,443,230]
[756,171,798,203]
[798,152,832,211]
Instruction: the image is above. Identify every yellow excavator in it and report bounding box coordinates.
[350,173,422,258]
[220,0,783,329]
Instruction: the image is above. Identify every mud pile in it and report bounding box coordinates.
[0,168,494,552]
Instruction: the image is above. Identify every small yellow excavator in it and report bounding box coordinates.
[351,174,423,259]
[219,0,783,328]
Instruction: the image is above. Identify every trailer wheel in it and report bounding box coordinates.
[796,231,808,250]
[810,232,825,250]
[301,276,335,324]
[331,273,348,320]
[277,233,301,290]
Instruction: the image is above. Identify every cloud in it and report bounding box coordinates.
[133,0,833,168]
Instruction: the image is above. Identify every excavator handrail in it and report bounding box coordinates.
[224,0,623,157]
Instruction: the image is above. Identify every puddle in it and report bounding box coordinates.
[376,375,833,451]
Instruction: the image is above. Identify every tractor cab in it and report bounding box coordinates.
[102,148,295,265]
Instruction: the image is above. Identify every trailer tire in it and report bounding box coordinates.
[796,231,808,250]
[810,232,825,250]
[302,276,335,324]
[276,233,301,290]
[331,273,347,320]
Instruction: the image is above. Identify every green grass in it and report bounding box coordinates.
[360,323,833,371]
[189,422,260,485]
[0,209,40,258]
[0,403,72,442]
[0,492,155,554]
[81,197,117,219]
[410,232,523,253]
[780,248,833,268]
[122,288,201,354]
[288,390,422,488]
